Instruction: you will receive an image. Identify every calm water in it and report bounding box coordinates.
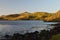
[0,20,58,35]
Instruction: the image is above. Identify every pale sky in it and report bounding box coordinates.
[0,0,60,15]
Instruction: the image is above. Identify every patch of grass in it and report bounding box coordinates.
[50,34,60,40]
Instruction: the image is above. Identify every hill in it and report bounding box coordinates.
[0,12,51,21]
[44,10,60,22]
[0,10,60,22]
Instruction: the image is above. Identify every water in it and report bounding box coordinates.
[0,20,57,35]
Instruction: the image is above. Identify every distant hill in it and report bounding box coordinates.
[45,10,60,22]
[0,10,60,22]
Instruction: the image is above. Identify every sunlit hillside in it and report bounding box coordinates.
[45,10,60,22]
[0,10,60,22]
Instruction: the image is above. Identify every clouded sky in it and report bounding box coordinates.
[0,0,60,15]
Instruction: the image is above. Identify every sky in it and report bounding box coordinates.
[0,0,60,15]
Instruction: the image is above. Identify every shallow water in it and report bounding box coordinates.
[0,20,57,35]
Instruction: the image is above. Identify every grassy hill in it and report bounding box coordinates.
[0,10,60,22]
[0,12,51,21]
[45,10,60,22]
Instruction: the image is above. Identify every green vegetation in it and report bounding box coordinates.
[50,34,60,40]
